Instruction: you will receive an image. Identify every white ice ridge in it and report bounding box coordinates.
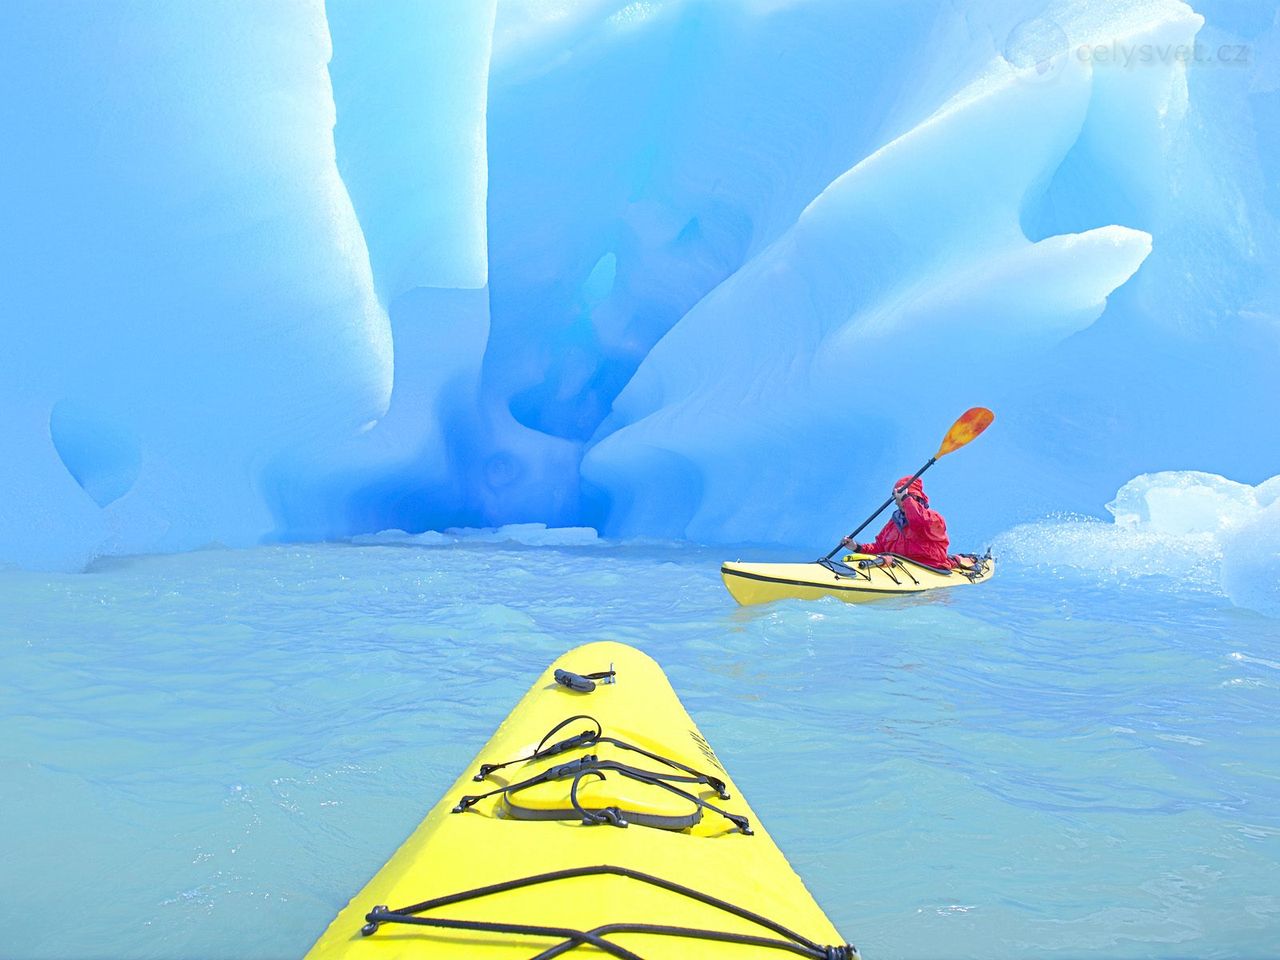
[327,0,496,299]
[996,471,1280,618]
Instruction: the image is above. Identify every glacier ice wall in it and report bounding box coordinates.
[2,0,1279,583]
[265,1,499,540]
[0,0,390,571]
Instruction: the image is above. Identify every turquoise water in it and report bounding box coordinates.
[2,539,1277,959]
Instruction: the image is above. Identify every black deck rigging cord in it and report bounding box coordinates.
[454,753,751,834]
[358,864,858,960]
[472,715,729,799]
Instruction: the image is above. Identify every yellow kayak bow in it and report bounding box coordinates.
[305,641,856,959]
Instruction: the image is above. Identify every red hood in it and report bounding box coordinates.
[896,476,927,503]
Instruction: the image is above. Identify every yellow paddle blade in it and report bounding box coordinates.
[936,407,994,457]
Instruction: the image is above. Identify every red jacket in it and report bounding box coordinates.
[853,477,953,569]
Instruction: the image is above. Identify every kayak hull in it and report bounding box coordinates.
[304,641,853,959]
[721,554,994,605]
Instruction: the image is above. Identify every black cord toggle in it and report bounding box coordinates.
[581,805,629,828]
[359,905,389,937]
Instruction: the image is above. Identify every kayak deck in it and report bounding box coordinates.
[305,641,854,959]
[721,553,994,605]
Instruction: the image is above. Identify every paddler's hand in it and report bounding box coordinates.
[892,485,907,508]
[841,536,858,550]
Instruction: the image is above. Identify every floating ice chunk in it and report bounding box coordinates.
[349,529,453,547]
[352,524,601,547]
[1106,472,1261,535]
[450,523,601,547]
[998,471,1280,617]
[1220,499,1280,618]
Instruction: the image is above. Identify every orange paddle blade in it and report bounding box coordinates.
[936,407,994,457]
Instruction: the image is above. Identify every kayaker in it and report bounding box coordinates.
[843,476,953,569]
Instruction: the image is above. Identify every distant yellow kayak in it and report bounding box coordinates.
[305,641,856,959]
[722,552,994,605]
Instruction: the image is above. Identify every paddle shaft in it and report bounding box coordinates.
[821,456,937,561]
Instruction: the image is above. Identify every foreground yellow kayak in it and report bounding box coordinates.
[305,641,856,959]
[722,552,994,605]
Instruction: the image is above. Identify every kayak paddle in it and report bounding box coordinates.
[821,407,995,561]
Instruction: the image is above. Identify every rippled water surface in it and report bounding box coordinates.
[2,539,1278,959]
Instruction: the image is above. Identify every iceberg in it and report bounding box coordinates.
[2,0,1278,578]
